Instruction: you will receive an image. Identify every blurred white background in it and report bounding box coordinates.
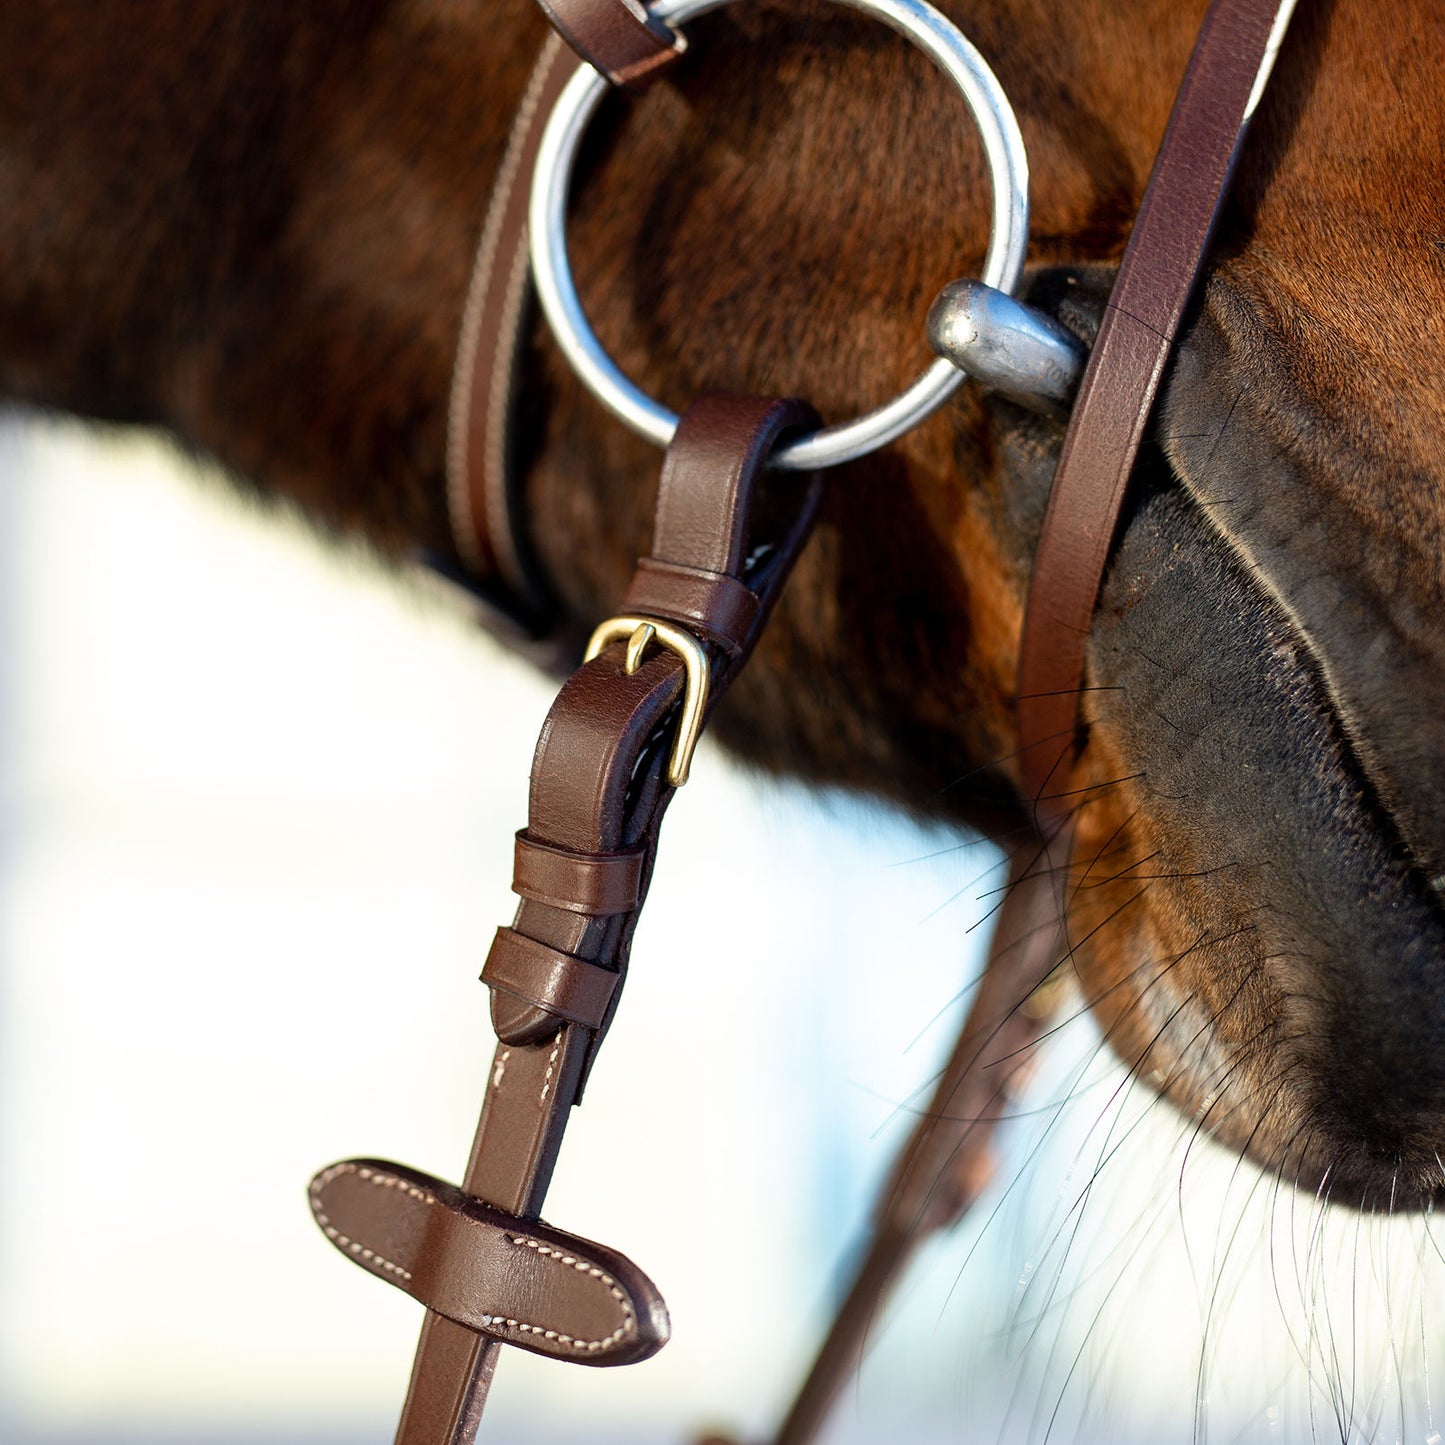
[2,413,1442,1444]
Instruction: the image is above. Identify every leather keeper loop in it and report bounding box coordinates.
[483,927,620,1041]
[619,559,761,655]
[513,831,645,914]
[534,0,684,89]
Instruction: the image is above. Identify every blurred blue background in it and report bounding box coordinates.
[2,414,1441,1444]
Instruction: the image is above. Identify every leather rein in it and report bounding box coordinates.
[310,1,1298,1440]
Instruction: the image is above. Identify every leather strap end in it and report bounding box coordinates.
[535,0,685,89]
[483,926,620,1042]
[309,1159,670,1366]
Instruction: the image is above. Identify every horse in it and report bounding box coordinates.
[2,0,1443,1438]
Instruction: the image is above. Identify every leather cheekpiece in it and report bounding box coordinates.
[351,396,824,1442]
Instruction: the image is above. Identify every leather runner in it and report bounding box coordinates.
[751,847,1062,1445]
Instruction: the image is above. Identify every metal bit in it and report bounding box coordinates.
[926,278,1087,419]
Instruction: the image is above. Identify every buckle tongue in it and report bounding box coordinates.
[584,615,709,786]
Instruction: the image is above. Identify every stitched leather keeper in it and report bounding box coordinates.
[534,0,684,89]
[620,558,761,654]
[310,1159,670,1366]
[513,831,645,914]
[483,927,619,1042]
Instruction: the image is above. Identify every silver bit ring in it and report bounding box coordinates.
[529,0,1030,470]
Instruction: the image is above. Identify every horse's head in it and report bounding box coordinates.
[1033,1,1445,1211]
[3,0,1442,1214]
[514,0,1445,1209]
[1056,11,1445,1208]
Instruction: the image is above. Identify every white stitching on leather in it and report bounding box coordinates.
[445,30,565,580]
[309,1163,434,1283]
[311,1164,635,1353]
[492,1046,511,1091]
[538,1037,562,1103]
[486,1234,636,1351]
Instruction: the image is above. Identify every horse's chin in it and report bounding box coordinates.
[1053,305,1445,1214]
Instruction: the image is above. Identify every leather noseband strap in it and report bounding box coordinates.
[764,5,1298,1437]
[1017,0,1295,820]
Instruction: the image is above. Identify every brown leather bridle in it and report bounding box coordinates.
[310,1,1298,1440]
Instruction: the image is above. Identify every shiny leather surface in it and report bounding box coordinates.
[535,0,683,87]
[1016,0,1295,818]
[512,830,646,914]
[343,395,821,1443]
[309,1159,669,1365]
[483,925,621,1039]
[620,558,761,654]
[449,33,574,632]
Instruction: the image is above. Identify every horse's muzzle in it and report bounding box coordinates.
[1059,285,1445,1211]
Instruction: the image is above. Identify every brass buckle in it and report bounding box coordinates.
[584,616,710,787]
